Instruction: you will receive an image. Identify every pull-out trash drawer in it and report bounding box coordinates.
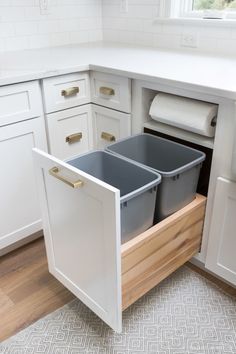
[33,148,207,333]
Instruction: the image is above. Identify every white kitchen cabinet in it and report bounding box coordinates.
[33,148,206,332]
[43,72,90,113]
[46,105,93,160]
[90,71,131,113]
[92,105,131,149]
[0,118,47,250]
[206,177,236,285]
[0,81,42,126]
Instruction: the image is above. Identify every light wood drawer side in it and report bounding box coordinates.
[121,194,207,310]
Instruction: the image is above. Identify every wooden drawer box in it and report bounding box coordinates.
[121,194,205,310]
[90,71,131,113]
[33,148,206,332]
[0,81,42,126]
[43,73,90,113]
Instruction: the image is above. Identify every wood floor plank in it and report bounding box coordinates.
[0,235,235,343]
[0,238,75,342]
[0,239,45,278]
[0,289,14,315]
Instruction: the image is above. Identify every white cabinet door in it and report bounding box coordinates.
[206,177,236,285]
[33,149,122,332]
[92,105,131,149]
[47,105,93,160]
[0,118,47,250]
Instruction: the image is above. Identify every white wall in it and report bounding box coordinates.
[1,0,236,55]
[0,0,102,52]
[102,0,236,56]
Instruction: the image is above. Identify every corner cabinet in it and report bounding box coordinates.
[206,177,236,285]
[33,148,206,332]
[92,105,131,149]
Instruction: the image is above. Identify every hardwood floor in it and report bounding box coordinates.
[0,238,75,343]
[0,237,235,343]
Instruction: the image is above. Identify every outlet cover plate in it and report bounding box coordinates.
[181,33,198,48]
[120,0,128,13]
[40,0,50,15]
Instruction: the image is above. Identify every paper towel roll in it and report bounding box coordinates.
[149,93,218,137]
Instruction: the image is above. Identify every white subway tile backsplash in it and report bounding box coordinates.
[0,0,102,52]
[0,0,235,56]
[102,0,236,56]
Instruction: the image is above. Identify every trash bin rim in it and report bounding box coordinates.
[67,149,162,203]
[107,133,206,178]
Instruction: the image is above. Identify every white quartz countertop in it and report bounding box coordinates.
[1,42,236,99]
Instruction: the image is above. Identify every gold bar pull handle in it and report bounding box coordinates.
[101,132,116,142]
[61,86,79,97]
[49,167,84,189]
[66,132,82,144]
[99,86,115,96]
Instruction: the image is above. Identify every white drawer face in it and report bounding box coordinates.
[43,73,90,113]
[93,105,131,149]
[0,81,42,126]
[47,105,93,160]
[90,72,131,113]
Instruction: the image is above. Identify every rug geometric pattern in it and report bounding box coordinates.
[1,266,235,354]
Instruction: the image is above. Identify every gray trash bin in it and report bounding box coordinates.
[107,133,206,222]
[67,150,161,243]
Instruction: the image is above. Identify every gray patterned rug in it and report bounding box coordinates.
[1,266,236,354]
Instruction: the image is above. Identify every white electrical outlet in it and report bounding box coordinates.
[39,0,50,15]
[120,0,128,13]
[181,33,198,48]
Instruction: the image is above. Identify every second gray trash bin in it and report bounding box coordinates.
[67,150,161,243]
[107,133,206,222]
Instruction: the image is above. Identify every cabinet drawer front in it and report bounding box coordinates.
[121,194,206,310]
[90,71,131,113]
[33,148,122,332]
[92,105,131,149]
[43,73,90,113]
[47,105,93,160]
[0,81,42,126]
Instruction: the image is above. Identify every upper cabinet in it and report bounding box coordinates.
[205,177,236,285]
[43,73,90,113]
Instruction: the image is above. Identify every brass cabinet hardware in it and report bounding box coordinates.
[61,86,79,97]
[99,86,115,96]
[66,132,82,144]
[49,167,83,189]
[101,132,116,142]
